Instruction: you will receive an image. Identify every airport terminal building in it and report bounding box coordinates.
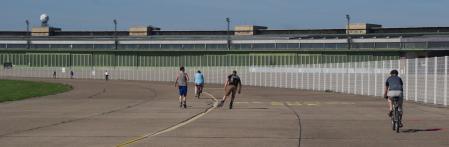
[1,23,449,67]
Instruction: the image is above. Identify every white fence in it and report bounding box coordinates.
[1,56,448,107]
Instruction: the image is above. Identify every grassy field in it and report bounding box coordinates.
[0,79,72,102]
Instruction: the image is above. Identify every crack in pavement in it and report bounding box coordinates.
[284,102,303,147]
[0,84,158,138]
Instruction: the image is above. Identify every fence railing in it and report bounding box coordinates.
[1,56,448,107]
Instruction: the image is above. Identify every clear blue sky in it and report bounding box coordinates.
[2,0,449,31]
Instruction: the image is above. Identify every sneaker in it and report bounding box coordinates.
[183,101,187,108]
[388,111,393,117]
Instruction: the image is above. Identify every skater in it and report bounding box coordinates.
[217,70,242,109]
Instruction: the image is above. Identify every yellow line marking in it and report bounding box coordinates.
[340,102,356,105]
[116,91,218,147]
[271,101,284,106]
[286,101,297,106]
[235,102,249,104]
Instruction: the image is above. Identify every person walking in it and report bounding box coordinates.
[105,71,109,81]
[194,70,205,98]
[217,70,242,109]
[53,70,56,79]
[174,66,189,108]
[70,70,74,79]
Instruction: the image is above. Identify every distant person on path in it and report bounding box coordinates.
[194,70,205,98]
[105,71,109,81]
[217,70,242,109]
[53,70,56,79]
[384,69,404,127]
[70,70,74,79]
[174,66,189,108]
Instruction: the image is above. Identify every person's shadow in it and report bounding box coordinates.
[401,128,443,133]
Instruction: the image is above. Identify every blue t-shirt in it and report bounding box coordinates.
[386,76,403,91]
[194,73,204,84]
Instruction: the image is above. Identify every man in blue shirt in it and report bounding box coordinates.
[194,70,205,98]
[384,69,404,127]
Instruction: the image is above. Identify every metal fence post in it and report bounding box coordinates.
[425,57,428,103]
[341,62,348,92]
[374,61,378,96]
[318,63,321,91]
[415,58,418,102]
[346,62,350,93]
[337,63,343,92]
[445,56,448,106]
[301,64,304,89]
[434,57,438,104]
[405,59,409,100]
[367,61,371,96]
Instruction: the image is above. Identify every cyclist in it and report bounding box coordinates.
[175,66,189,108]
[194,70,205,98]
[384,69,404,127]
[218,70,242,109]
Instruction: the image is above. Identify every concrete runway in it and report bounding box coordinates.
[0,78,448,147]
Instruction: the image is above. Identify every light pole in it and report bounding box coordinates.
[113,19,117,49]
[226,17,231,50]
[345,14,351,50]
[25,20,30,49]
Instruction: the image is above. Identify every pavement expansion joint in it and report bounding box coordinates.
[284,102,302,147]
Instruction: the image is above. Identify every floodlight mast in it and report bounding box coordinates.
[226,17,231,50]
[26,19,30,49]
[346,14,351,50]
[113,19,118,49]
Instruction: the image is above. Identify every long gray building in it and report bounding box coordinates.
[1,23,449,67]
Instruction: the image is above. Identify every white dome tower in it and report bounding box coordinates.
[40,13,49,27]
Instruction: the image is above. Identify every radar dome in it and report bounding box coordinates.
[40,14,49,23]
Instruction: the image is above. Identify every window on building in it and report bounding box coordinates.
[301,43,324,49]
[31,44,50,49]
[72,44,94,49]
[252,43,275,49]
[428,42,449,48]
[50,44,71,49]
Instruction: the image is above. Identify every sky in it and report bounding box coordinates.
[1,0,449,31]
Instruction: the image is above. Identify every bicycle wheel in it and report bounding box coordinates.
[394,107,400,133]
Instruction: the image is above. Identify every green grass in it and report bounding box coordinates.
[0,79,72,102]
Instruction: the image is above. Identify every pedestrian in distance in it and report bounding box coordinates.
[174,66,189,108]
[53,70,56,79]
[217,70,242,109]
[70,70,74,79]
[194,70,205,98]
[105,71,109,81]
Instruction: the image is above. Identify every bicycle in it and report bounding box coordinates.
[195,84,203,99]
[390,96,402,133]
